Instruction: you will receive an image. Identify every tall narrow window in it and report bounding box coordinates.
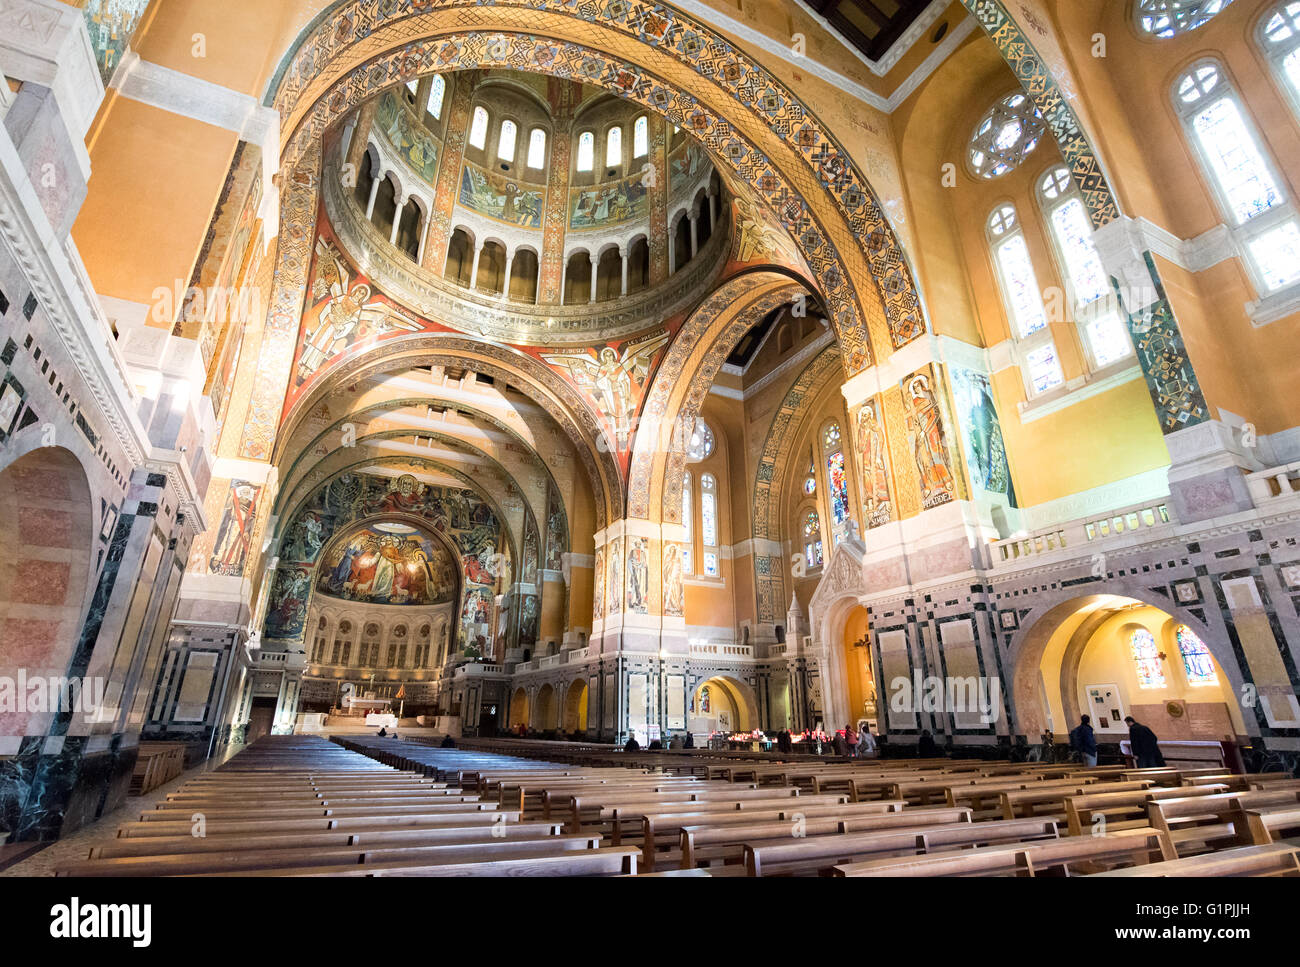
[821,422,850,544]
[605,126,623,168]
[682,470,693,576]
[803,510,824,569]
[577,131,594,172]
[1176,625,1219,685]
[1130,628,1166,689]
[701,473,718,577]
[427,75,445,120]
[1260,4,1300,118]
[633,116,649,158]
[497,120,517,162]
[1038,166,1132,370]
[1174,61,1300,292]
[469,106,489,150]
[527,128,547,168]
[988,203,1065,396]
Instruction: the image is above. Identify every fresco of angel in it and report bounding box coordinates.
[542,331,669,448]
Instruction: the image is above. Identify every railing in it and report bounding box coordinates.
[538,654,564,669]
[991,500,1173,565]
[566,646,591,664]
[1246,461,1300,507]
[689,642,754,659]
[454,662,505,678]
[513,659,538,673]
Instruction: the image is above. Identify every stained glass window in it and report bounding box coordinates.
[1137,0,1233,38]
[428,75,445,120]
[803,510,823,569]
[803,475,816,495]
[1247,219,1300,289]
[606,126,623,168]
[497,120,517,162]
[1025,345,1065,394]
[1130,628,1166,689]
[823,422,841,449]
[968,93,1045,179]
[687,420,714,460]
[701,473,718,549]
[703,552,718,577]
[1262,3,1300,108]
[527,128,546,168]
[1048,195,1109,305]
[1176,625,1219,685]
[993,232,1048,337]
[634,116,649,157]
[682,471,693,576]
[1190,96,1282,224]
[406,79,419,97]
[577,131,594,172]
[1085,311,1133,368]
[469,106,489,150]
[826,449,850,529]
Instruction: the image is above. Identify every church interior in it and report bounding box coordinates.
[0,0,1299,884]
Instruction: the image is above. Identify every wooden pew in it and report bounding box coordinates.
[1064,784,1229,836]
[833,828,1173,877]
[1088,843,1300,877]
[1145,789,1300,855]
[195,845,645,877]
[680,806,973,870]
[743,817,1057,877]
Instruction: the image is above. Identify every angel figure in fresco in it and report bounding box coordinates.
[855,401,892,529]
[296,237,422,383]
[905,374,956,508]
[542,332,669,448]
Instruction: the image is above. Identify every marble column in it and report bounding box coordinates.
[620,244,629,296]
[501,252,514,300]
[588,252,598,304]
[390,193,408,245]
[365,174,382,219]
[688,207,699,258]
[469,241,484,291]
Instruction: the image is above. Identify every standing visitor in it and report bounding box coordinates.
[1069,714,1098,767]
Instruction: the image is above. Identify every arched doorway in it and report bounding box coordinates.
[533,683,557,731]
[689,676,756,735]
[563,679,588,733]
[0,447,95,738]
[508,687,528,730]
[1014,593,1246,750]
[841,605,877,733]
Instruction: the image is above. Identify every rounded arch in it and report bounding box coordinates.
[691,674,758,733]
[508,687,529,729]
[533,682,558,731]
[563,678,589,732]
[1006,583,1250,741]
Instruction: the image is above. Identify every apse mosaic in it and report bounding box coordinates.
[900,366,959,511]
[315,523,457,606]
[949,367,1016,505]
[263,472,511,648]
[458,160,545,227]
[376,91,441,183]
[568,173,649,230]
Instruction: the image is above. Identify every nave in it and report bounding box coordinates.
[37,735,1300,878]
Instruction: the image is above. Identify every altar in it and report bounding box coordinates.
[365,713,398,728]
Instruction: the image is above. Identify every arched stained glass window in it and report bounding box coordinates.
[577,131,594,172]
[968,93,1045,179]
[469,106,489,150]
[428,75,445,120]
[803,510,824,569]
[821,422,850,542]
[701,473,718,577]
[633,116,649,157]
[1173,61,1300,291]
[682,471,693,576]
[1261,3,1300,111]
[1130,628,1166,689]
[1040,169,1108,306]
[1176,625,1219,685]
[1137,0,1234,38]
[606,126,623,168]
[497,120,517,161]
[527,128,547,168]
[987,203,1066,396]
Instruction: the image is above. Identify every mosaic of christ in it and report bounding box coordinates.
[316,523,457,606]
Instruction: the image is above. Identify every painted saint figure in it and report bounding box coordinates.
[904,373,956,508]
[856,401,893,528]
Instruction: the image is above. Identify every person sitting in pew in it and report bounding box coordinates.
[1069,715,1097,768]
[377,726,389,737]
[669,733,684,750]
[683,732,695,749]
[624,734,641,752]
[439,735,456,748]
[648,740,663,750]
[1125,716,1164,769]
[859,724,877,759]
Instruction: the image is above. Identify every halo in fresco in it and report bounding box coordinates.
[315,522,458,605]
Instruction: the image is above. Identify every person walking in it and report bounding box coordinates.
[1125,716,1165,768]
[845,724,859,758]
[1069,714,1098,767]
